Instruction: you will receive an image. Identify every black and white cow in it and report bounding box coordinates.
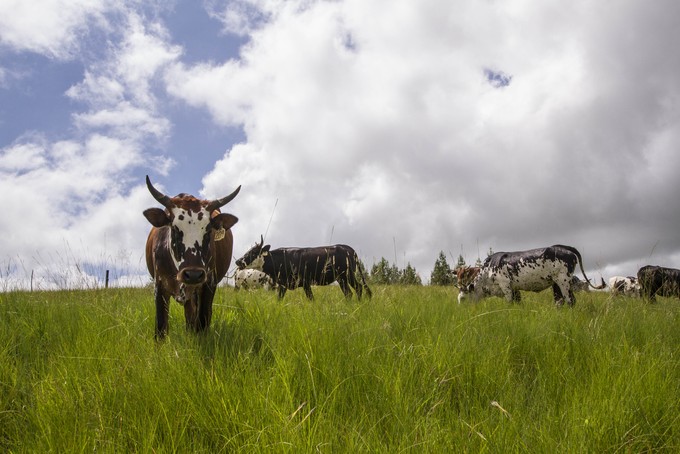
[608,276,640,297]
[235,236,372,300]
[637,265,680,302]
[234,268,275,291]
[457,244,605,306]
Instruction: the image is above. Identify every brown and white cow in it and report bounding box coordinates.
[454,266,481,304]
[143,175,240,339]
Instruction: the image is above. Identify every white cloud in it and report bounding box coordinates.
[0,0,115,59]
[181,0,680,282]
[0,6,184,289]
[3,0,679,291]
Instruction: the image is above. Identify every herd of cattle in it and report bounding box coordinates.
[142,176,680,338]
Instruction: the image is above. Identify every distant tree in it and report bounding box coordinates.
[476,247,494,267]
[401,262,422,286]
[370,257,401,285]
[456,254,466,269]
[430,251,453,286]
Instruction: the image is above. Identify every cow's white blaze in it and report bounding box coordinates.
[244,252,266,271]
[170,206,213,270]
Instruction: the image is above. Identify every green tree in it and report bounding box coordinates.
[430,251,453,286]
[370,257,400,284]
[456,254,466,269]
[401,262,422,286]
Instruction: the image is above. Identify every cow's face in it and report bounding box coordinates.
[456,266,497,302]
[235,238,270,271]
[455,267,480,293]
[144,177,239,286]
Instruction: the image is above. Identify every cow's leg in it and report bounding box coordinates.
[646,285,658,303]
[344,267,362,299]
[184,291,199,331]
[304,284,314,300]
[277,286,287,299]
[501,286,514,303]
[197,284,215,332]
[511,289,521,302]
[154,284,170,339]
[552,284,564,306]
[337,276,353,299]
[553,280,574,306]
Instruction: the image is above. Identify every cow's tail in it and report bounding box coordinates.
[355,253,373,299]
[553,244,606,290]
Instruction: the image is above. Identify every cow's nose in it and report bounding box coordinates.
[182,269,206,284]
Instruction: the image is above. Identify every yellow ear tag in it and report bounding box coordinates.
[214,228,226,241]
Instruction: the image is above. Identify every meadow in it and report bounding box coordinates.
[0,285,678,452]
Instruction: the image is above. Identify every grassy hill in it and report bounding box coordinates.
[1,286,678,452]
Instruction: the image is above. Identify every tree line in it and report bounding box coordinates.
[365,249,490,286]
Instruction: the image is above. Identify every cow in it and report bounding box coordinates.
[637,265,680,302]
[235,236,372,300]
[608,276,641,297]
[571,276,591,293]
[143,175,240,339]
[456,244,605,306]
[234,268,275,291]
[454,266,481,304]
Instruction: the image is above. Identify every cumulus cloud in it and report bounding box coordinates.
[2,0,679,290]
[0,0,114,59]
[0,4,183,288]
[179,0,680,281]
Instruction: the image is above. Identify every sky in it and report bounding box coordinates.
[1,0,679,290]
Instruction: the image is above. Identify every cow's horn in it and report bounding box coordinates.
[146,175,174,209]
[206,185,241,212]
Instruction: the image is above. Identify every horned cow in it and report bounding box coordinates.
[235,236,372,300]
[143,176,240,339]
[637,265,680,302]
[457,244,605,306]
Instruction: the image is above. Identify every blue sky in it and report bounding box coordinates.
[1,0,679,290]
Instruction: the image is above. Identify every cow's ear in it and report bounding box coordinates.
[143,208,171,227]
[212,213,238,230]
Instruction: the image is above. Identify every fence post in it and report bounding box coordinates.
[105,270,109,289]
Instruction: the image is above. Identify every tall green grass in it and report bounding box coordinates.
[1,286,678,452]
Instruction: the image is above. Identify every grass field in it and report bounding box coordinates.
[1,285,679,452]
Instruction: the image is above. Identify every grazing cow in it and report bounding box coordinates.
[608,276,641,297]
[234,268,275,291]
[454,266,481,304]
[571,276,591,293]
[457,244,605,306]
[143,175,240,339]
[637,265,680,302]
[235,236,372,300]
